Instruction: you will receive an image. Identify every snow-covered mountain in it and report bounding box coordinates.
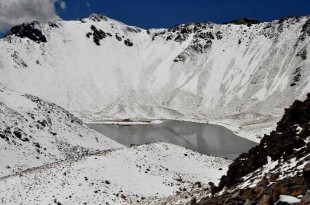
[0,14,309,139]
[0,84,122,177]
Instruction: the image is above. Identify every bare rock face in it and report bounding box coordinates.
[124,39,133,47]
[223,18,261,26]
[218,93,310,189]
[195,94,310,205]
[89,25,108,46]
[88,13,108,22]
[4,21,47,43]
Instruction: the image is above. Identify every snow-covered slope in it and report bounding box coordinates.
[0,15,309,139]
[0,84,122,177]
[0,142,231,205]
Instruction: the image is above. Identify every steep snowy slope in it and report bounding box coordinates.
[0,84,122,177]
[0,15,309,140]
[0,142,231,205]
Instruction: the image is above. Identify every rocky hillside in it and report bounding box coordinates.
[0,84,122,177]
[196,93,310,204]
[0,142,231,205]
[0,14,310,140]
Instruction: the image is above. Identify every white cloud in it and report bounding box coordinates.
[59,0,66,10]
[0,0,63,32]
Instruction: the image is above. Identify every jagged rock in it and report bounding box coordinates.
[5,22,47,43]
[174,54,186,62]
[11,51,27,68]
[166,35,173,41]
[296,48,307,60]
[200,94,310,205]
[218,94,310,189]
[89,25,107,46]
[290,67,302,87]
[216,31,223,39]
[195,32,214,40]
[126,27,141,33]
[124,39,133,47]
[115,34,122,41]
[223,18,261,26]
[86,32,92,38]
[88,13,108,22]
[174,34,189,43]
[48,22,59,28]
[277,17,300,33]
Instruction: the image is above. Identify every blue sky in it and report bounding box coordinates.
[0,0,309,38]
[56,0,310,28]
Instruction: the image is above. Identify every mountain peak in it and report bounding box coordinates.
[223,18,261,26]
[84,13,108,22]
[4,21,47,43]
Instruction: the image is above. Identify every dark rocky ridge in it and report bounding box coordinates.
[218,93,310,189]
[88,13,108,22]
[194,94,310,204]
[223,18,261,26]
[4,21,47,43]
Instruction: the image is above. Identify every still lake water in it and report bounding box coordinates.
[88,120,257,160]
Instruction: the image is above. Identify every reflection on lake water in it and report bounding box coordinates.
[88,120,257,160]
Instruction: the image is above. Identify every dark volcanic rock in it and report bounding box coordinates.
[88,14,108,22]
[5,22,47,43]
[89,25,107,46]
[290,67,302,87]
[174,33,189,43]
[218,93,310,189]
[195,32,215,40]
[216,31,223,40]
[115,34,122,41]
[124,39,133,47]
[198,175,307,205]
[223,18,261,26]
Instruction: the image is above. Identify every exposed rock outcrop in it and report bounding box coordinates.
[196,93,310,204]
[219,93,310,188]
[4,21,47,43]
[223,18,261,26]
